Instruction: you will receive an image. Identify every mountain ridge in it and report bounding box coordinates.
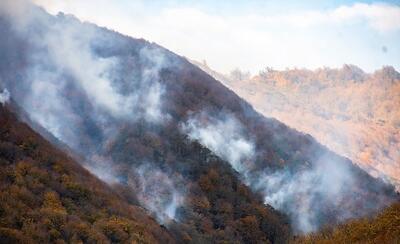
[0,1,397,242]
[192,60,400,190]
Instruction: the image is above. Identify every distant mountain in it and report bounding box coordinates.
[0,0,397,242]
[0,102,175,243]
[193,62,400,190]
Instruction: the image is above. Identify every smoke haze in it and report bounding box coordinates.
[182,111,254,174]
[129,163,185,224]
[0,0,184,224]
[0,0,396,238]
[0,89,10,105]
[182,111,392,233]
[1,0,169,150]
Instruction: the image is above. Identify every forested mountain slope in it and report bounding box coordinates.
[0,1,397,242]
[193,61,400,190]
[294,201,400,244]
[0,102,175,243]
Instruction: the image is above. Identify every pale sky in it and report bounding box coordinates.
[32,0,400,74]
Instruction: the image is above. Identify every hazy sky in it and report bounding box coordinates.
[32,0,400,74]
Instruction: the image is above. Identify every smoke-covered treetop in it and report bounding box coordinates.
[194,60,400,191]
[0,0,398,242]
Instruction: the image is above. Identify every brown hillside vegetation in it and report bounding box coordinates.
[293,201,400,244]
[0,2,397,242]
[0,103,174,244]
[193,62,400,189]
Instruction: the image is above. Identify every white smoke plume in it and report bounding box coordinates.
[35,16,165,121]
[181,111,388,233]
[0,89,10,105]
[0,0,169,148]
[82,157,185,224]
[254,154,355,233]
[0,0,393,233]
[181,111,254,174]
[128,163,185,224]
[139,47,170,123]
[0,0,183,226]
[83,155,122,185]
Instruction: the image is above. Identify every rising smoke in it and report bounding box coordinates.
[0,0,394,233]
[0,0,169,150]
[182,111,389,233]
[0,0,183,225]
[128,163,185,224]
[181,111,255,174]
[254,153,355,232]
[0,89,10,105]
[84,156,185,224]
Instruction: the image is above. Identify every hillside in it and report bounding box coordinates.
[193,62,400,190]
[0,102,175,243]
[0,1,397,242]
[293,201,400,243]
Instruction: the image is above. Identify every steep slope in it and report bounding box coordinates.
[294,201,400,243]
[193,62,400,189]
[0,102,175,243]
[0,1,397,242]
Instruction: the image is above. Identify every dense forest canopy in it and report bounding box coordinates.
[0,1,398,243]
